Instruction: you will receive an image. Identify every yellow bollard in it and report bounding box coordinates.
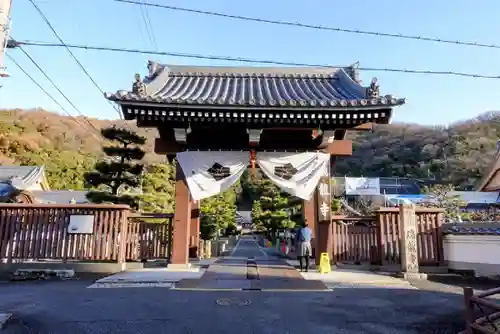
[318,253,331,274]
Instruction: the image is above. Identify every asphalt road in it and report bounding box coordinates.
[0,237,468,333]
[0,278,468,333]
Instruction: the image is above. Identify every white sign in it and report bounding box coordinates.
[68,215,95,234]
[319,202,329,218]
[318,182,330,197]
[345,177,381,195]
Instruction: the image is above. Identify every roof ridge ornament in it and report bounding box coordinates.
[132,73,147,97]
[367,77,380,98]
[147,60,163,80]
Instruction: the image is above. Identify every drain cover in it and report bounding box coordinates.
[216,298,252,306]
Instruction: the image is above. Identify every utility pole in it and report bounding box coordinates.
[0,0,12,78]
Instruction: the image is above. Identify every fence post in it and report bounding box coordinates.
[399,204,426,280]
[375,211,385,266]
[117,208,129,271]
[436,211,446,267]
[463,287,475,334]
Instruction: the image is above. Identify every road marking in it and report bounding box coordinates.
[172,288,243,291]
[250,234,269,258]
[229,237,244,257]
[259,289,333,292]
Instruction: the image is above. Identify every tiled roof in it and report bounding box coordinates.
[0,166,45,189]
[443,223,500,235]
[30,190,89,204]
[105,63,406,110]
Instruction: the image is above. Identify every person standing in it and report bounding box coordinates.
[298,222,313,272]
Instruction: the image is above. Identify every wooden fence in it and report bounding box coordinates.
[126,213,173,261]
[464,286,500,333]
[331,207,444,266]
[0,204,172,263]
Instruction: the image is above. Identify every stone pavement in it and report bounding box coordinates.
[174,235,328,291]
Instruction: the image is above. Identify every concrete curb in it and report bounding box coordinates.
[0,313,12,330]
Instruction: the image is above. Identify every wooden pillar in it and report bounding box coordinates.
[315,158,332,265]
[316,176,332,265]
[171,161,192,267]
[189,200,200,259]
[399,204,426,280]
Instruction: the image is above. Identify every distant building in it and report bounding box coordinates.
[477,149,500,192]
[0,165,89,204]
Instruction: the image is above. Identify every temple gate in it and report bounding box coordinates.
[105,63,405,267]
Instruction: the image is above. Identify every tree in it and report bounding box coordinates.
[248,172,301,235]
[84,127,146,209]
[200,188,238,240]
[140,163,175,213]
[421,184,466,220]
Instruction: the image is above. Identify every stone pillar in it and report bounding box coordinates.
[315,163,332,265]
[189,200,200,259]
[171,161,192,268]
[399,204,426,280]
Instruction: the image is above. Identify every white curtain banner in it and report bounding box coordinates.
[176,151,248,200]
[257,151,330,200]
[345,177,381,195]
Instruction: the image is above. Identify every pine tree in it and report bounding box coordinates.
[200,187,239,240]
[84,126,146,209]
[247,171,302,234]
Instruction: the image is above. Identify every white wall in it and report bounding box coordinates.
[444,234,500,276]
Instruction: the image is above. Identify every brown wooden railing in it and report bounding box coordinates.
[126,213,173,261]
[332,216,378,263]
[377,207,444,266]
[331,207,444,266]
[0,204,130,262]
[0,204,173,263]
[464,286,500,333]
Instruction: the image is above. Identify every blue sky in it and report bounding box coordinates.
[2,0,500,125]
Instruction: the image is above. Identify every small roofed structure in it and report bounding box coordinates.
[0,166,89,204]
[477,149,500,192]
[0,166,49,191]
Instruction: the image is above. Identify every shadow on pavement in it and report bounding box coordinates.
[0,279,474,333]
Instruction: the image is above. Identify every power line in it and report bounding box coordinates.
[18,47,99,130]
[138,0,157,50]
[112,0,500,50]
[17,46,101,135]
[28,0,127,123]
[5,53,103,143]
[15,40,500,79]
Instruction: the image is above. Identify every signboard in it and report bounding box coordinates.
[345,177,381,195]
[68,215,95,234]
[316,164,331,222]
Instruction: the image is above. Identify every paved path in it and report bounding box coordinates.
[0,278,467,333]
[175,235,328,291]
[0,235,470,333]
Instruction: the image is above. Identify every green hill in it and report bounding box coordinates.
[1,108,498,190]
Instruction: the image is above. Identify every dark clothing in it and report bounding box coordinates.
[299,255,310,272]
